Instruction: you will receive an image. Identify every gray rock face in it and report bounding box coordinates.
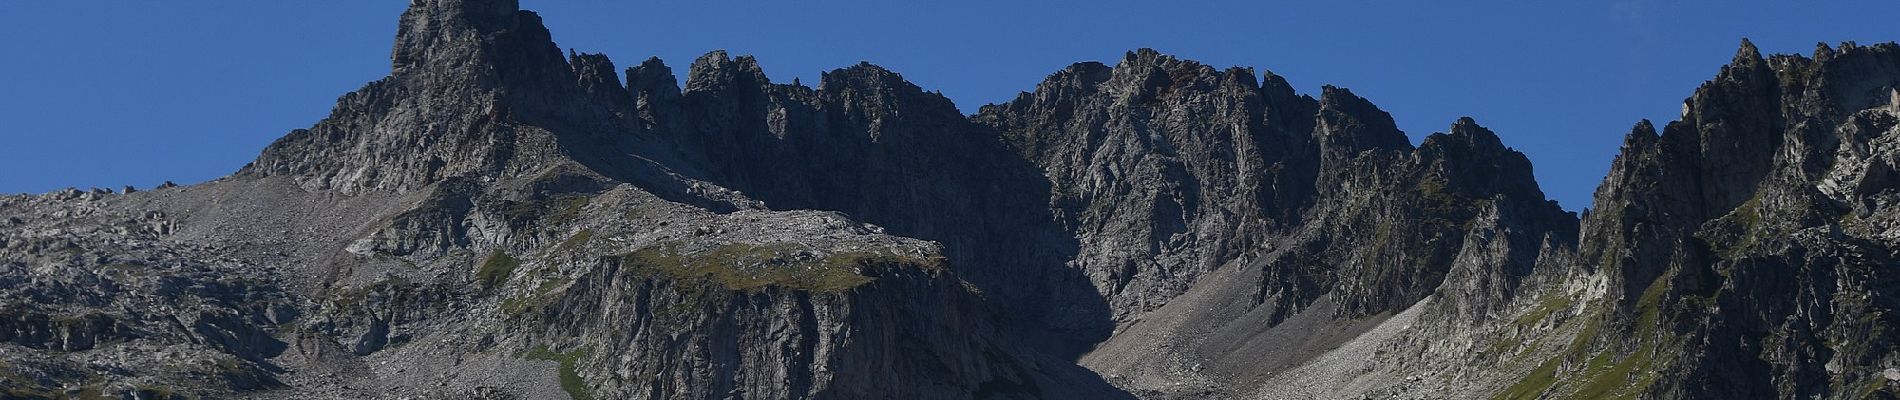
[977,51,1315,323]
[628,51,1111,356]
[6,0,1900,399]
[245,0,569,194]
[1560,40,1900,399]
[0,190,291,397]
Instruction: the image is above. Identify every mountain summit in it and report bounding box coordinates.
[5,1,1900,399]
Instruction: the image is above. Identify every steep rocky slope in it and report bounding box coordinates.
[4,0,1899,399]
[2,0,1123,399]
[1226,40,1900,400]
[971,53,1579,396]
[1547,40,1900,399]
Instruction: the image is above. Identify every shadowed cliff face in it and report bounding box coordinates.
[6,0,1900,399]
[634,56,1109,355]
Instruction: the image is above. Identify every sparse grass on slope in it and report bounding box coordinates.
[502,195,591,226]
[622,242,939,293]
[1493,274,1678,400]
[525,346,593,400]
[556,229,594,253]
[477,249,519,291]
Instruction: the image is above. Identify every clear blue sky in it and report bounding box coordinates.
[2,1,1895,210]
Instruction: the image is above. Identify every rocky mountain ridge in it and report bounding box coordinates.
[4,0,1899,399]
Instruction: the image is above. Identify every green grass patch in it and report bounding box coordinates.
[1855,375,1889,398]
[622,242,933,293]
[503,195,592,226]
[1633,272,1672,337]
[556,229,594,253]
[477,249,520,291]
[1412,175,1484,231]
[1708,193,1765,260]
[525,346,593,400]
[1494,353,1563,400]
[501,277,571,315]
[1371,219,1396,248]
[1565,344,1662,400]
[1515,294,1574,328]
[131,387,178,400]
[77,387,115,400]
